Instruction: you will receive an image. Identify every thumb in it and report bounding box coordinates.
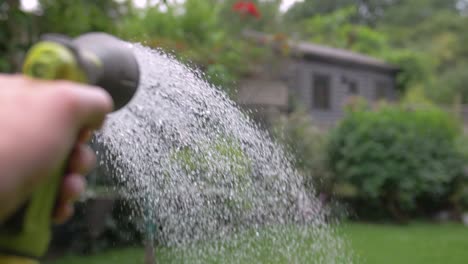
[53,82,114,132]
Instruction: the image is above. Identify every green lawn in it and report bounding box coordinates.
[49,222,468,264]
[341,222,468,264]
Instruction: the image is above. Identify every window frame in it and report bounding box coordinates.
[311,73,332,110]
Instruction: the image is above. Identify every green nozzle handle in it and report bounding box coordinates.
[0,32,139,259]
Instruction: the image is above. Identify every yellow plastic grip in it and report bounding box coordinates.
[22,41,87,83]
[0,41,89,260]
[0,255,39,264]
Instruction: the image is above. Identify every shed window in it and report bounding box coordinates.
[312,74,331,110]
[348,81,359,95]
[342,76,359,95]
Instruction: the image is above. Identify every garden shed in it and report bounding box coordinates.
[238,31,400,126]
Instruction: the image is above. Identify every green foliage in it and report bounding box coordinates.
[51,223,468,264]
[119,0,220,43]
[390,8,468,101]
[286,0,461,27]
[117,0,269,94]
[378,0,460,29]
[0,0,33,72]
[285,0,348,23]
[294,7,428,93]
[428,62,468,104]
[172,138,251,181]
[0,0,131,72]
[170,138,253,225]
[3,0,468,102]
[382,50,434,92]
[286,1,468,103]
[379,9,468,102]
[273,109,333,196]
[0,0,271,95]
[38,0,127,36]
[298,7,361,49]
[328,103,465,220]
[401,85,435,106]
[205,64,237,95]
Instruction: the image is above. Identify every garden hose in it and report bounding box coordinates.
[0,32,140,263]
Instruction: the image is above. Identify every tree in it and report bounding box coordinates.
[378,0,459,28]
[0,0,35,72]
[285,0,400,25]
[38,0,131,36]
[285,0,460,26]
[118,0,271,94]
[0,0,133,73]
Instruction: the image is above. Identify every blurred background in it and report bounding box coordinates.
[2,0,468,263]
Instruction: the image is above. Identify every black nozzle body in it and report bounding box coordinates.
[73,33,140,110]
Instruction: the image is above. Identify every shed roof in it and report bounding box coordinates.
[243,30,399,73]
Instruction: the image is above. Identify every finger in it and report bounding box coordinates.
[53,203,74,225]
[52,82,114,130]
[78,129,93,143]
[53,174,86,224]
[69,84,114,129]
[60,174,86,203]
[68,144,96,175]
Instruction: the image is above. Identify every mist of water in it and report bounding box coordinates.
[94,44,353,263]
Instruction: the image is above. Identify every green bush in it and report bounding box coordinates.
[328,103,466,221]
[165,137,254,237]
[273,109,333,197]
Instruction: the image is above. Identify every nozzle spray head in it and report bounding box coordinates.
[23,32,140,110]
[73,33,140,110]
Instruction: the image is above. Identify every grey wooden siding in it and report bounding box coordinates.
[291,60,397,125]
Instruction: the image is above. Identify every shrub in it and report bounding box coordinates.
[158,137,254,243]
[328,103,466,221]
[273,109,334,198]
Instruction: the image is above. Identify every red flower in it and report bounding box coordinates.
[232,1,261,18]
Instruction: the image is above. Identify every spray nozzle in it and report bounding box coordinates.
[23,32,140,110]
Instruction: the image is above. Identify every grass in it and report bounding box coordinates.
[341,222,468,264]
[49,222,468,264]
[48,248,144,264]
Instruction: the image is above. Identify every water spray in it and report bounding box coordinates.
[0,32,140,263]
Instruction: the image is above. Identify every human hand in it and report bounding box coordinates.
[0,74,113,224]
